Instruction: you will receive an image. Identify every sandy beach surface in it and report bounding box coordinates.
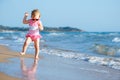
[0,45,19,80]
[0,44,120,80]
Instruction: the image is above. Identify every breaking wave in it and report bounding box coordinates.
[112,37,120,42]
[40,47,120,70]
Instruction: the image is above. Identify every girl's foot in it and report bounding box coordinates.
[34,58,39,64]
[35,56,39,60]
[20,52,25,55]
[34,57,39,64]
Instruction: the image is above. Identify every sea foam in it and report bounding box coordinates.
[112,37,120,42]
[41,47,120,70]
[47,32,65,36]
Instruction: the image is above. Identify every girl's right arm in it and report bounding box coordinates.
[23,12,29,24]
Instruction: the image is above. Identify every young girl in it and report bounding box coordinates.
[20,9,43,59]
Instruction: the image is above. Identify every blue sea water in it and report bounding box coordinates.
[0,30,120,70]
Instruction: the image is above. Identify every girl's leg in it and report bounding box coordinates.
[33,39,40,59]
[20,37,32,55]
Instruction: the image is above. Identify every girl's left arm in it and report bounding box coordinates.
[38,21,44,31]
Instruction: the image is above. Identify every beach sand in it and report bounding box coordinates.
[0,45,34,80]
[0,45,19,80]
[0,45,120,80]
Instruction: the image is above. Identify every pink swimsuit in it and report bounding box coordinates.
[26,19,42,41]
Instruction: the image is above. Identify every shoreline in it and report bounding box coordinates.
[0,73,20,80]
[0,45,20,80]
[0,45,35,80]
[0,44,35,62]
[0,44,120,80]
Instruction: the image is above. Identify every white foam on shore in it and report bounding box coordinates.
[41,48,120,70]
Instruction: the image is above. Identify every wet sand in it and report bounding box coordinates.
[0,73,19,80]
[0,45,34,80]
[0,45,19,80]
[0,45,120,80]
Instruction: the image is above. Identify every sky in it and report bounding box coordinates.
[0,0,120,32]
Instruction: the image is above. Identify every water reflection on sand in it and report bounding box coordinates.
[20,58,39,80]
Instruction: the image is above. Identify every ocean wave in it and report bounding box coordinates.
[14,38,24,42]
[0,30,16,33]
[112,37,120,42]
[92,44,120,56]
[0,37,4,39]
[109,32,120,36]
[47,32,65,36]
[41,47,120,70]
